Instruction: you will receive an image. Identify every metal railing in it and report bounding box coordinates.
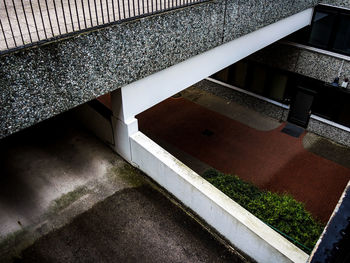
[0,0,204,55]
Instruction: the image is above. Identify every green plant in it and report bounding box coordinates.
[202,169,324,253]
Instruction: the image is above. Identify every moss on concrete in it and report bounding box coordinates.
[0,228,36,263]
[107,163,146,188]
[48,186,90,215]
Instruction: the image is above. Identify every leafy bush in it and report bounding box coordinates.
[202,169,324,253]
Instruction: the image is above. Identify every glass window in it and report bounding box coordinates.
[213,68,229,83]
[338,100,350,128]
[249,65,266,95]
[268,73,288,101]
[309,11,336,49]
[231,61,248,88]
[332,14,350,55]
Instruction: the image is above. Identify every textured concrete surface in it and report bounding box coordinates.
[14,185,246,263]
[249,43,346,83]
[223,0,318,43]
[181,86,281,131]
[340,59,350,81]
[321,0,350,8]
[249,44,300,72]
[195,79,289,121]
[307,118,350,148]
[294,50,343,83]
[223,0,265,42]
[0,0,319,139]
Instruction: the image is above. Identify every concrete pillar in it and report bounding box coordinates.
[111,88,139,161]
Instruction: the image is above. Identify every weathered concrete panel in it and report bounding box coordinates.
[264,0,299,25]
[223,0,318,43]
[339,60,350,80]
[308,117,350,148]
[295,50,343,82]
[293,0,320,13]
[321,0,350,8]
[248,44,301,72]
[0,1,225,139]
[224,0,267,42]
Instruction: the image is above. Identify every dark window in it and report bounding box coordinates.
[309,11,336,49]
[333,14,350,55]
[268,72,288,101]
[285,5,350,56]
[230,61,248,88]
[249,64,267,95]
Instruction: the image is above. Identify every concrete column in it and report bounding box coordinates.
[111,88,139,161]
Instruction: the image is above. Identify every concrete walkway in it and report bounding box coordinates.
[0,0,193,51]
[15,185,243,263]
[0,111,246,262]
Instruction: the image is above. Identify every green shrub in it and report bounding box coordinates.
[202,169,324,253]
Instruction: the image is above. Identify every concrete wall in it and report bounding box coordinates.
[249,43,349,84]
[244,1,350,146]
[321,0,350,8]
[0,0,319,139]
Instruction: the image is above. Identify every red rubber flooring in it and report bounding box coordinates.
[137,98,350,223]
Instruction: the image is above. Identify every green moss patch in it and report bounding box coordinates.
[48,186,90,214]
[107,164,146,188]
[202,169,324,253]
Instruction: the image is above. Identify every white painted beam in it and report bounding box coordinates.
[119,8,313,120]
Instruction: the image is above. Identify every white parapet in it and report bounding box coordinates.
[130,132,309,263]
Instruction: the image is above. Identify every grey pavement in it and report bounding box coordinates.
[14,185,245,263]
[0,110,248,263]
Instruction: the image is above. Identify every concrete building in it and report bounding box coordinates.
[0,0,349,262]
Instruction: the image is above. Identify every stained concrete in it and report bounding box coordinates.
[14,185,245,263]
[193,79,289,122]
[0,112,146,262]
[0,110,248,263]
[303,132,350,170]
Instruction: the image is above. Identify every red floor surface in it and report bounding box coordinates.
[137,98,350,223]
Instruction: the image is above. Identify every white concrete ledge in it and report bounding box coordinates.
[130,131,309,263]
